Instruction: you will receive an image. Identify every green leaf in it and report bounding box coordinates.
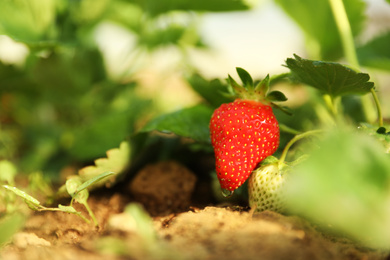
[105,1,143,32]
[266,91,288,102]
[69,112,133,160]
[58,204,79,214]
[236,67,253,88]
[254,74,270,96]
[66,178,81,198]
[227,74,244,95]
[31,48,106,101]
[57,141,131,199]
[357,32,390,71]
[358,123,390,154]
[76,171,114,194]
[285,55,374,97]
[68,86,150,160]
[275,0,366,60]
[3,185,41,206]
[140,104,213,143]
[69,0,111,25]
[0,0,56,43]
[124,203,156,243]
[187,74,232,108]
[77,141,131,187]
[0,214,25,247]
[138,25,187,50]
[0,160,17,185]
[74,189,89,205]
[129,0,253,16]
[285,129,390,248]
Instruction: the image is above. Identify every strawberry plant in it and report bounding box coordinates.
[140,0,390,249]
[3,171,115,227]
[1,0,390,257]
[210,70,286,194]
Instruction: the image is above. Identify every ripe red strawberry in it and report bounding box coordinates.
[210,68,286,194]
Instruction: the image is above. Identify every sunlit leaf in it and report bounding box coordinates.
[0,0,56,43]
[74,189,89,205]
[77,141,130,187]
[57,141,130,199]
[0,160,17,185]
[77,171,115,193]
[65,178,81,198]
[70,0,111,25]
[3,185,40,206]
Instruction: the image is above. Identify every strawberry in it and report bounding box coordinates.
[210,68,287,194]
[248,156,288,212]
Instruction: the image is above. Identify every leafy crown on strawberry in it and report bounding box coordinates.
[210,68,287,194]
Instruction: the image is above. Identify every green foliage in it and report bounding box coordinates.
[140,105,213,143]
[3,185,41,205]
[0,160,17,185]
[358,123,390,153]
[187,74,233,108]
[128,0,253,16]
[72,141,130,191]
[0,0,56,43]
[4,143,123,225]
[0,214,25,247]
[65,171,115,226]
[0,51,148,172]
[285,129,390,248]
[124,203,156,243]
[3,170,115,226]
[357,32,390,71]
[236,67,254,88]
[0,0,250,176]
[75,171,115,195]
[275,0,366,60]
[285,55,374,97]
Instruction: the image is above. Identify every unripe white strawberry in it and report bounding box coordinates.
[248,156,288,213]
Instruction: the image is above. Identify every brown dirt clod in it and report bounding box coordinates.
[129,161,197,216]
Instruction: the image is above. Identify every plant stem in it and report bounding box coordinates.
[279,129,323,165]
[323,94,338,118]
[328,0,384,126]
[279,124,302,135]
[370,88,383,127]
[82,202,99,227]
[328,0,359,70]
[36,205,91,224]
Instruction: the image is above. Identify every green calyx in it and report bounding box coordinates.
[227,67,288,104]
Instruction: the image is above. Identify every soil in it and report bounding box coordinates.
[1,161,388,260]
